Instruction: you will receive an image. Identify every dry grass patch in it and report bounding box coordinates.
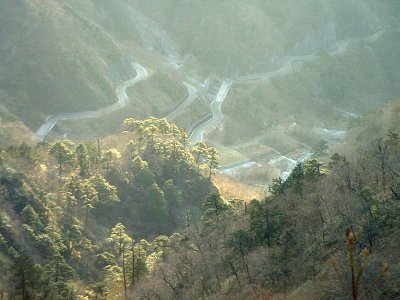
[216,145,248,166]
[214,173,263,201]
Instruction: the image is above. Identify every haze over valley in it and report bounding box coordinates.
[0,1,399,299]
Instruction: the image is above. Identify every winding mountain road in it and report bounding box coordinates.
[35,22,385,178]
[35,63,150,141]
[166,82,198,121]
[35,64,201,141]
[195,29,385,175]
[188,80,233,144]
[236,29,384,83]
[237,39,350,82]
[187,43,345,147]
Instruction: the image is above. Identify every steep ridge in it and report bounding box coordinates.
[133,0,397,72]
[1,1,399,184]
[0,0,125,127]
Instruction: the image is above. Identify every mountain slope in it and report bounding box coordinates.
[1,0,399,137]
[0,0,130,128]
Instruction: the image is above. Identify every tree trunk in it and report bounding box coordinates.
[85,204,89,228]
[122,249,128,299]
[381,160,386,192]
[136,248,141,282]
[97,137,101,158]
[21,271,26,300]
[265,207,271,247]
[240,245,251,280]
[131,240,135,287]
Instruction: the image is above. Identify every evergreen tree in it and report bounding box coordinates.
[101,148,121,174]
[106,223,132,298]
[248,200,265,244]
[40,254,76,299]
[145,183,168,231]
[130,156,155,187]
[75,143,90,177]
[63,176,98,227]
[304,159,323,180]
[192,141,208,164]
[202,192,227,225]
[163,180,183,230]
[268,177,285,196]
[12,253,40,300]
[88,174,119,207]
[21,205,44,232]
[206,147,219,179]
[48,141,75,176]
[286,163,305,195]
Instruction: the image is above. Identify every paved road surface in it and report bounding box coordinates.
[35,62,149,140]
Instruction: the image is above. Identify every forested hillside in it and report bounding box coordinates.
[0,0,186,129]
[1,0,399,133]
[0,102,399,298]
[130,100,400,299]
[0,0,120,127]
[1,1,400,299]
[134,0,399,72]
[0,118,220,298]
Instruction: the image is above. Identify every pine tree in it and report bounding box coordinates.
[75,143,90,177]
[206,147,219,179]
[48,141,75,176]
[163,180,183,229]
[202,192,227,225]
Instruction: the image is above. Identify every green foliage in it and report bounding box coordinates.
[103,265,124,297]
[21,205,44,232]
[268,177,285,196]
[124,140,136,161]
[88,174,119,206]
[35,228,65,258]
[202,192,227,225]
[249,199,284,247]
[163,180,183,229]
[59,215,89,257]
[107,223,131,257]
[206,147,219,179]
[129,156,155,187]
[329,152,347,168]
[7,143,37,164]
[285,163,305,195]
[192,141,208,164]
[75,143,90,177]
[12,253,41,299]
[248,199,265,244]
[100,148,121,174]
[48,141,76,176]
[64,176,98,224]
[40,254,77,299]
[104,223,151,296]
[0,150,4,166]
[153,235,170,260]
[144,183,168,231]
[304,159,324,180]
[226,229,254,257]
[87,282,108,299]
[0,117,218,297]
